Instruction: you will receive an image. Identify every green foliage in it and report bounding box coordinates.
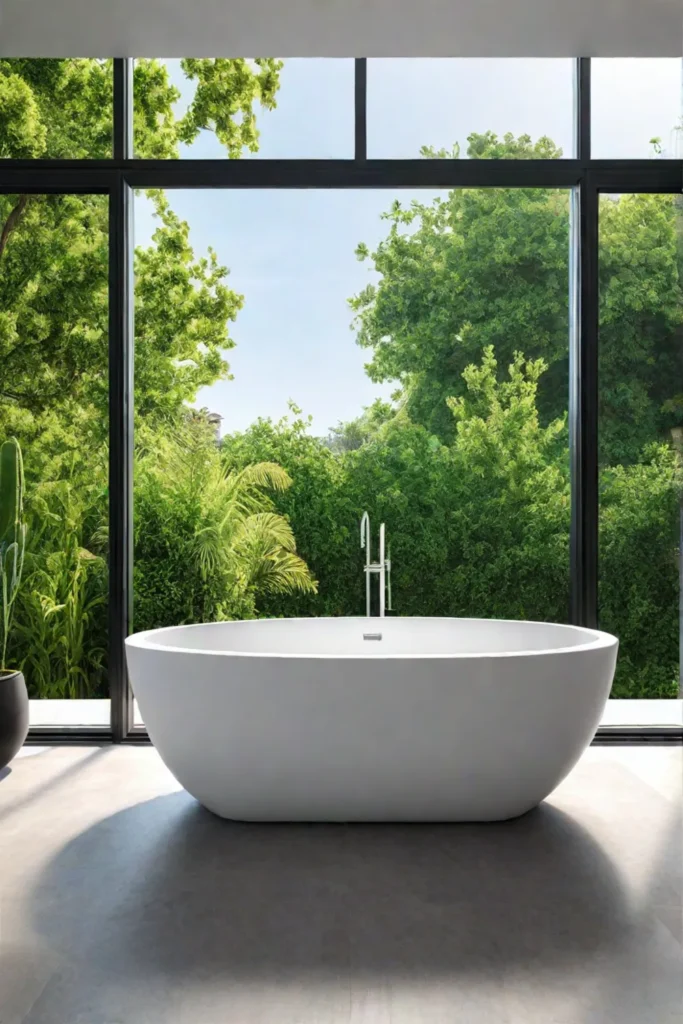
[0,58,283,161]
[223,408,360,618]
[0,59,111,159]
[351,139,683,465]
[0,73,47,158]
[223,375,680,697]
[0,57,282,436]
[134,193,241,423]
[0,438,26,669]
[134,422,316,632]
[422,131,564,161]
[176,59,283,156]
[599,444,681,697]
[13,471,108,698]
[223,356,572,623]
[0,60,680,705]
[351,147,571,441]
[0,56,283,695]
[598,194,683,464]
[0,190,240,441]
[0,193,109,435]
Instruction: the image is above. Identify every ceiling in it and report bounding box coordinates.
[0,0,681,58]
[1,0,683,58]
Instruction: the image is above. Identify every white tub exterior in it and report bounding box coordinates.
[125,617,618,822]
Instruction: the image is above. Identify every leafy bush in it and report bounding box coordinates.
[222,352,681,698]
[133,422,316,632]
[599,444,681,697]
[13,466,108,698]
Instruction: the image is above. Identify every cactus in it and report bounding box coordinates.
[0,438,26,670]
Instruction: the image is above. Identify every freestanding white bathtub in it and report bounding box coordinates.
[125,617,617,822]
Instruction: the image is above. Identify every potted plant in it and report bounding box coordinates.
[0,437,29,769]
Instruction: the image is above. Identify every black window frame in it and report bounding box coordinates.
[1,58,681,743]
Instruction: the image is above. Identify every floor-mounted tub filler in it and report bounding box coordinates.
[125,617,617,822]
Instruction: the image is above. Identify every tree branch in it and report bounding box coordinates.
[0,195,30,262]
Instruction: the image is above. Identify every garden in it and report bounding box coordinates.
[1,58,681,700]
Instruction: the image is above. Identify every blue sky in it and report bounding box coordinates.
[135,58,682,436]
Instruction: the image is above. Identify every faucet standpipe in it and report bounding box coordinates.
[359,512,392,618]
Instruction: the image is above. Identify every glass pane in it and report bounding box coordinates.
[132,186,569,664]
[592,59,683,158]
[0,59,113,158]
[133,59,353,158]
[598,194,682,713]
[368,59,575,158]
[0,193,109,727]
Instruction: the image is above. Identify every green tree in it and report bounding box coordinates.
[598,193,683,464]
[0,57,282,440]
[0,59,282,464]
[0,189,240,461]
[0,58,282,160]
[0,58,283,696]
[352,134,683,463]
[351,134,570,441]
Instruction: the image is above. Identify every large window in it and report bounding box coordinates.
[0,192,109,727]
[598,194,682,710]
[133,188,570,638]
[1,57,681,739]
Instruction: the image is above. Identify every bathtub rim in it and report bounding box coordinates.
[125,616,618,661]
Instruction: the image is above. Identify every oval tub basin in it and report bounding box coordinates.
[125,617,617,822]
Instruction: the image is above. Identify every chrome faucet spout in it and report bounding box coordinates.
[360,511,372,616]
[360,510,370,552]
[359,512,393,618]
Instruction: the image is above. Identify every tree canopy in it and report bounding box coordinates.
[352,134,683,462]
[0,58,282,160]
[0,59,282,462]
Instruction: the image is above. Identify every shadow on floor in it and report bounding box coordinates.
[30,791,635,981]
[0,766,11,783]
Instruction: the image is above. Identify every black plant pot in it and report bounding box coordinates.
[0,670,29,770]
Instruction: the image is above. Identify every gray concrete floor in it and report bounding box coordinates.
[0,745,681,1024]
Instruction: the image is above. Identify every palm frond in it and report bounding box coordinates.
[136,425,315,612]
[236,512,317,596]
[233,462,293,494]
[236,511,298,553]
[248,549,318,596]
